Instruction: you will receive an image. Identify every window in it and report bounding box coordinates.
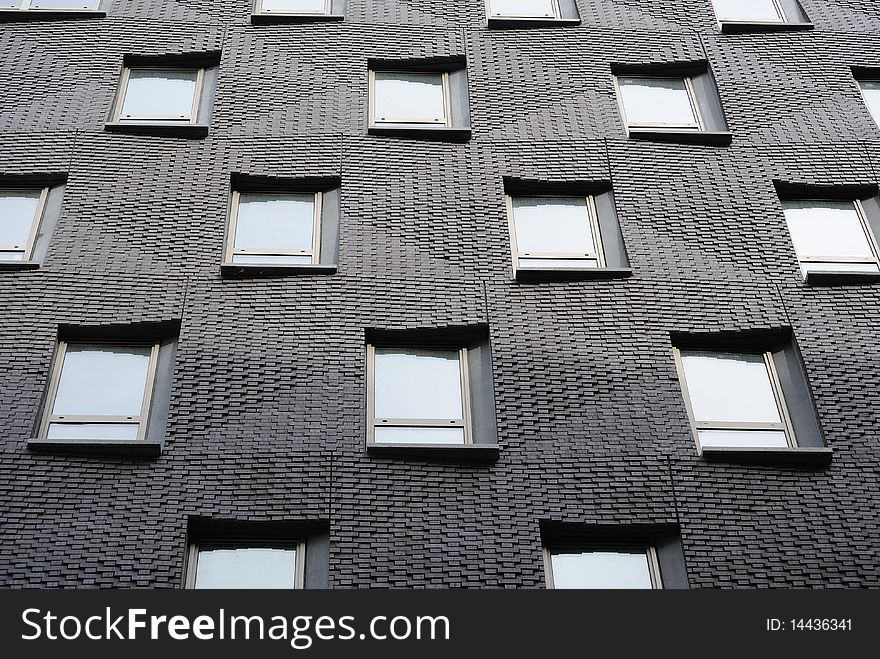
[487,0,559,19]
[367,347,471,446]
[0,187,47,262]
[112,67,203,124]
[369,71,450,127]
[226,192,321,266]
[254,0,330,15]
[674,350,795,450]
[616,76,701,130]
[858,80,880,128]
[508,196,605,271]
[782,200,880,278]
[187,542,304,589]
[1,0,100,10]
[712,0,784,23]
[39,342,160,441]
[546,547,662,589]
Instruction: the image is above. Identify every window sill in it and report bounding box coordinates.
[701,446,833,467]
[28,438,163,458]
[487,17,581,29]
[515,267,632,283]
[719,21,814,34]
[251,13,344,25]
[804,270,880,286]
[105,122,209,140]
[627,128,733,146]
[368,125,472,143]
[0,260,39,272]
[367,443,500,462]
[0,10,106,22]
[220,263,338,278]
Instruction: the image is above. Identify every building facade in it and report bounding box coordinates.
[1,0,879,588]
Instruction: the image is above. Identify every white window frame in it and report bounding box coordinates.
[857,79,880,129]
[225,191,323,265]
[672,348,797,453]
[543,546,663,589]
[711,0,786,25]
[784,199,880,277]
[368,70,452,127]
[614,75,704,132]
[253,0,331,16]
[4,0,101,11]
[111,66,205,124]
[39,340,161,441]
[365,345,474,446]
[185,541,306,589]
[0,186,48,261]
[506,194,606,273]
[485,0,561,20]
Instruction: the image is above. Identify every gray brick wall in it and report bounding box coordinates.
[1,0,878,588]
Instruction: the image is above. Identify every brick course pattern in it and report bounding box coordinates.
[1,0,878,588]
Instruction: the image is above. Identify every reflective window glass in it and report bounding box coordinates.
[618,77,698,127]
[373,72,446,124]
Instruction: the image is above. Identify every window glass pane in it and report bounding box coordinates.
[698,429,789,449]
[52,345,152,417]
[0,251,25,261]
[713,0,783,21]
[47,423,140,440]
[373,72,446,124]
[30,0,97,8]
[374,349,463,420]
[374,427,465,445]
[783,201,876,261]
[862,81,880,125]
[489,0,557,17]
[231,254,313,265]
[260,0,326,12]
[619,78,698,127]
[234,194,315,254]
[680,352,782,424]
[513,197,597,256]
[120,69,199,120]
[195,548,297,589]
[0,190,41,248]
[518,258,599,269]
[551,550,654,589]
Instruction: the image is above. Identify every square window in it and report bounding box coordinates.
[617,77,701,130]
[487,0,559,19]
[114,68,203,123]
[675,350,794,450]
[712,0,784,23]
[226,192,321,266]
[0,188,47,262]
[367,347,471,446]
[547,547,662,589]
[40,342,160,441]
[189,544,303,589]
[858,80,880,128]
[255,0,329,14]
[782,200,880,278]
[370,71,449,126]
[509,196,605,271]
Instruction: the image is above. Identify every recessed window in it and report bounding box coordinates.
[0,188,47,262]
[40,342,160,441]
[712,0,784,23]
[858,80,880,128]
[112,68,204,124]
[782,200,880,278]
[616,76,701,130]
[226,192,321,266]
[188,543,304,589]
[367,346,472,446]
[487,0,559,19]
[2,0,100,10]
[675,350,794,450]
[369,71,450,126]
[508,196,605,271]
[255,0,329,14]
[546,547,662,589]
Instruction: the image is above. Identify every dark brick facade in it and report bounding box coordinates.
[1,1,879,588]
